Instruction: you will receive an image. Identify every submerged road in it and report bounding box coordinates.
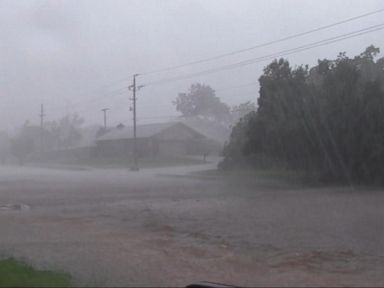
[0,163,384,286]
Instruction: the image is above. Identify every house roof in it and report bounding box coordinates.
[97,122,204,141]
[180,118,230,144]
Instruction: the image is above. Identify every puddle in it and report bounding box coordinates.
[0,203,30,212]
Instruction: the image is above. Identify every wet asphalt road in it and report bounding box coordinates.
[1,163,384,286]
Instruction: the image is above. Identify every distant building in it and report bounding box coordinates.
[179,117,230,145]
[95,122,218,159]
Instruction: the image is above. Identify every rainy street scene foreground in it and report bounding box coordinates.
[1,161,384,287]
[2,0,384,287]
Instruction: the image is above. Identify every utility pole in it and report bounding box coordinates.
[129,74,139,171]
[128,74,144,171]
[101,108,110,129]
[39,104,45,155]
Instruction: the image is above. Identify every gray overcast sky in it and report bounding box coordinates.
[1,0,383,130]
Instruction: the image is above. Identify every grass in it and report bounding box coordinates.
[77,155,207,169]
[0,258,71,287]
[196,167,326,191]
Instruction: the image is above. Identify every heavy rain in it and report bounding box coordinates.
[1,1,384,287]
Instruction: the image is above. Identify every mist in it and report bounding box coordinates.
[0,0,383,130]
[1,1,384,287]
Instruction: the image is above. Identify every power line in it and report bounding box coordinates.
[63,82,258,120]
[43,7,383,110]
[137,115,180,121]
[70,86,127,108]
[137,89,261,122]
[39,104,45,155]
[19,20,384,126]
[143,23,384,87]
[80,83,258,119]
[48,86,128,112]
[144,23,384,86]
[219,91,258,101]
[31,9,384,118]
[140,7,384,76]
[42,17,382,120]
[215,82,258,93]
[54,82,258,119]
[14,12,384,128]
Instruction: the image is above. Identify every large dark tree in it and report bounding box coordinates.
[231,101,257,124]
[221,46,384,184]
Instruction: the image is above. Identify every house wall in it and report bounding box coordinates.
[186,138,223,155]
[96,139,130,158]
[137,138,154,158]
[96,138,155,159]
[153,123,202,156]
[155,123,200,141]
[95,123,212,159]
[157,140,187,156]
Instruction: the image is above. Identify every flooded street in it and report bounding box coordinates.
[1,1,384,287]
[0,164,383,286]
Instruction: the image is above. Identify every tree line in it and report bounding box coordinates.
[1,113,85,165]
[220,45,384,185]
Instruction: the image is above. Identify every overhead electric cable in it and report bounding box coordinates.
[143,23,384,86]
[140,8,384,75]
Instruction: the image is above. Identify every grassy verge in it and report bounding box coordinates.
[26,155,209,170]
[0,258,71,287]
[194,167,326,189]
[77,156,207,169]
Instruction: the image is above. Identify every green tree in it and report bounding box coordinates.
[45,113,84,150]
[0,131,11,163]
[174,83,230,124]
[231,101,257,124]
[10,122,39,165]
[221,46,384,184]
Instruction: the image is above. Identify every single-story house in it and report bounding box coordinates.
[95,122,214,159]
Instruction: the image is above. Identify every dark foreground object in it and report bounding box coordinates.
[186,281,236,288]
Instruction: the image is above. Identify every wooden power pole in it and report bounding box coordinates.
[39,104,45,155]
[130,74,139,171]
[101,108,110,129]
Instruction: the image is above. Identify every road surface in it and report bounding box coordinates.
[0,163,384,286]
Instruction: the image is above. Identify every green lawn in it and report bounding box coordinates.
[0,258,71,287]
[78,155,207,169]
